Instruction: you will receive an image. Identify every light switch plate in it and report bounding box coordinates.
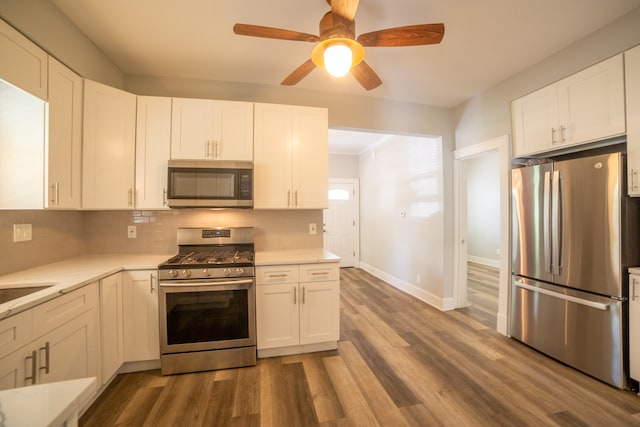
[13,224,32,242]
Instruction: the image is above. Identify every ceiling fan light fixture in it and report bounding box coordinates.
[324,43,352,77]
[311,38,365,79]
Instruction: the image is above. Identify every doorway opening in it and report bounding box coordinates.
[453,135,510,335]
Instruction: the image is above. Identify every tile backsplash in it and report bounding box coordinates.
[0,208,324,275]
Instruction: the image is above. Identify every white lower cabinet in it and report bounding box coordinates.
[629,274,640,381]
[99,273,124,384]
[256,263,339,356]
[0,283,100,390]
[122,270,159,362]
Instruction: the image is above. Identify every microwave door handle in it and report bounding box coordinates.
[543,171,551,273]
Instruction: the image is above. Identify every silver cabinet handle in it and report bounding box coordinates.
[551,170,562,275]
[55,182,60,206]
[302,286,306,304]
[162,188,167,206]
[633,278,638,302]
[128,188,134,207]
[632,170,639,193]
[205,140,210,158]
[39,341,50,374]
[560,125,566,143]
[295,190,298,207]
[287,190,291,207]
[50,182,60,205]
[551,128,558,144]
[215,140,220,159]
[293,287,297,305]
[150,273,155,293]
[25,350,37,385]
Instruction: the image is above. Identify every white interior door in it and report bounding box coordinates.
[323,179,359,267]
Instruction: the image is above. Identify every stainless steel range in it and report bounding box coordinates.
[158,227,256,375]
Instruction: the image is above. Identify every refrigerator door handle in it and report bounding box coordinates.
[552,170,562,275]
[514,280,610,311]
[543,171,552,273]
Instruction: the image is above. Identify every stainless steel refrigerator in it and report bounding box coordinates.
[511,151,639,389]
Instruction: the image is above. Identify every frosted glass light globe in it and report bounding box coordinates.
[324,44,352,77]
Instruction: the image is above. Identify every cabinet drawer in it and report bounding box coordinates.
[299,263,339,282]
[0,310,33,359]
[33,282,99,337]
[256,265,299,285]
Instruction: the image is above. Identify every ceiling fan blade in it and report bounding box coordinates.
[330,0,360,21]
[350,61,382,91]
[357,23,445,47]
[233,23,319,42]
[281,59,317,86]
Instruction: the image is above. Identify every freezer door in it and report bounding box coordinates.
[510,276,625,388]
[553,153,622,296]
[512,163,553,283]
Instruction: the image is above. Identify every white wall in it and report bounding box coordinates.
[465,151,500,264]
[454,7,640,149]
[359,135,448,305]
[329,154,359,179]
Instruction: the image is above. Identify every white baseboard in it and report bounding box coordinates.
[468,255,500,268]
[359,262,455,311]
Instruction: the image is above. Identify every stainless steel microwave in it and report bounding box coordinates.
[167,160,253,208]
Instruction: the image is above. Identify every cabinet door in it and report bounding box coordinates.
[46,57,83,209]
[626,46,640,196]
[558,54,625,146]
[171,98,214,159]
[215,100,253,161]
[123,270,160,362]
[256,283,299,349]
[511,84,559,157]
[0,344,32,390]
[100,273,124,384]
[83,80,136,209]
[292,106,328,209]
[38,310,100,386]
[0,19,47,100]
[630,274,640,381]
[253,103,293,209]
[136,96,171,209]
[299,281,340,345]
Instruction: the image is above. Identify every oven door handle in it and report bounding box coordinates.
[159,278,254,287]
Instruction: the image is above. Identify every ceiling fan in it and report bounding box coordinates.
[233,0,444,90]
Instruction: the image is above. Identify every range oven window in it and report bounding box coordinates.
[165,288,249,344]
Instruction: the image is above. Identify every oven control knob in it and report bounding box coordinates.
[181,269,191,278]
[168,270,178,278]
[235,268,245,276]
[202,268,211,277]
[224,268,232,276]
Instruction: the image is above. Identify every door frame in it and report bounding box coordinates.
[325,178,360,267]
[453,134,510,336]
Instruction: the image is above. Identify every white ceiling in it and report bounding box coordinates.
[50,0,639,109]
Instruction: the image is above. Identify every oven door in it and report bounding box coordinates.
[159,277,256,354]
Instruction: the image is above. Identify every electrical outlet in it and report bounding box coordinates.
[13,224,32,242]
[128,225,137,238]
[309,223,317,235]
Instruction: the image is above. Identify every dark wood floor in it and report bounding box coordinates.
[80,268,640,426]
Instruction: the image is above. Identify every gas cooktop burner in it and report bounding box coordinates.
[167,250,254,266]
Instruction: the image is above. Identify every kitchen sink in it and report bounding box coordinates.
[0,284,54,304]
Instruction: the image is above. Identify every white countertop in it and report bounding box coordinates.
[0,377,97,427]
[0,254,171,320]
[255,248,340,265]
[630,267,640,275]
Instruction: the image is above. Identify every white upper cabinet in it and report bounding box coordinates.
[136,96,171,209]
[0,19,47,100]
[46,57,83,209]
[254,103,328,209]
[171,98,253,161]
[512,54,625,157]
[625,45,640,196]
[82,79,137,209]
